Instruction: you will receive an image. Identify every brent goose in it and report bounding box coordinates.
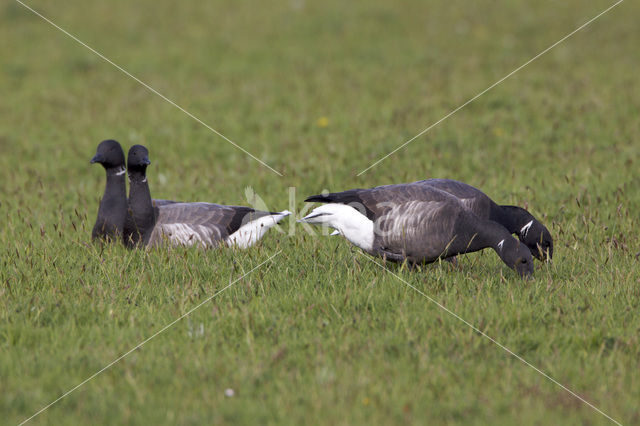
[124,145,290,248]
[416,179,553,260]
[90,139,128,241]
[301,184,534,277]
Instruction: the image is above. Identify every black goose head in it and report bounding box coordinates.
[498,238,534,278]
[518,219,553,262]
[127,144,151,176]
[91,139,126,170]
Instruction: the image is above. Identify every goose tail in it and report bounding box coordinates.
[305,194,334,203]
[272,210,292,219]
[226,210,291,249]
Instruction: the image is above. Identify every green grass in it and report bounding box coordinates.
[1,0,639,424]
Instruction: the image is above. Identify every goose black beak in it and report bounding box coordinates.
[90,154,103,164]
[143,157,151,165]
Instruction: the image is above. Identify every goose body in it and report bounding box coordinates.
[91,140,128,241]
[302,183,534,277]
[146,202,290,249]
[415,179,553,260]
[123,145,289,249]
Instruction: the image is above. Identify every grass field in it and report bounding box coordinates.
[1,0,639,424]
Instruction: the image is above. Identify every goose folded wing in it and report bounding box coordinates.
[413,179,492,217]
[305,184,459,221]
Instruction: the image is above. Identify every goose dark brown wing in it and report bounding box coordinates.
[305,183,455,220]
[414,179,493,219]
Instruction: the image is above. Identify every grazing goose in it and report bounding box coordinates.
[301,184,534,277]
[416,179,553,260]
[90,139,128,241]
[123,145,290,248]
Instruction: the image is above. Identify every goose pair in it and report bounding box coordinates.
[91,140,553,277]
[300,181,553,278]
[91,140,290,248]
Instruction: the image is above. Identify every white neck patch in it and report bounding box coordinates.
[497,239,505,251]
[520,220,534,237]
[114,167,126,176]
[128,174,147,183]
